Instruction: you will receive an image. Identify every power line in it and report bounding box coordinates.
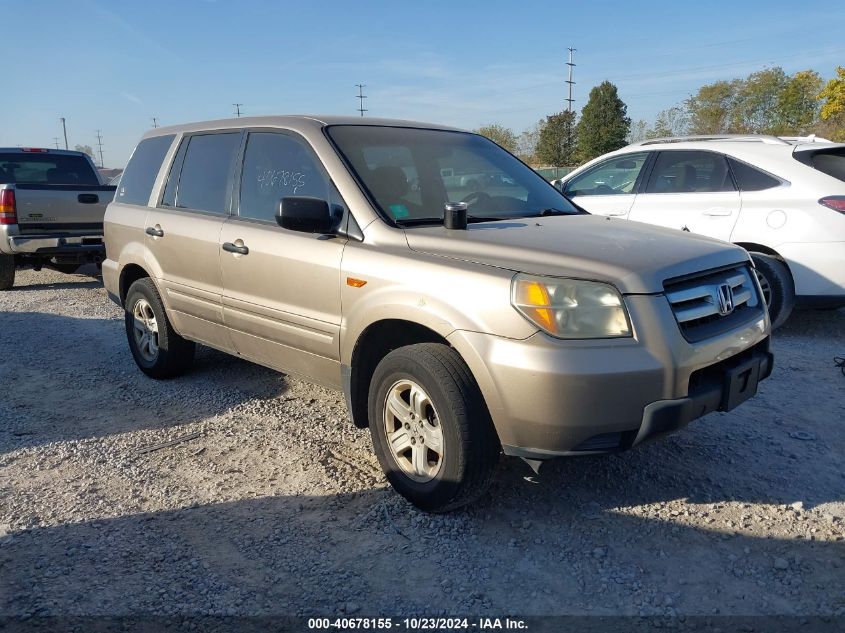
[52,137,60,149]
[566,47,576,112]
[355,84,367,117]
[233,103,243,117]
[95,130,105,167]
[59,117,68,150]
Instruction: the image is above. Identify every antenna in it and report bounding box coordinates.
[565,47,576,112]
[152,117,158,128]
[355,84,367,117]
[233,103,243,118]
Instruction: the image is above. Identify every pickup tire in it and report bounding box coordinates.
[368,343,500,512]
[0,254,14,290]
[124,278,195,379]
[750,253,794,329]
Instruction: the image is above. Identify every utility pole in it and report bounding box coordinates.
[59,117,69,150]
[152,117,158,128]
[95,130,105,167]
[53,137,60,149]
[233,103,243,118]
[355,84,367,117]
[565,47,576,112]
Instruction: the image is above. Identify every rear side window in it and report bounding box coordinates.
[117,135,175,205]
[238,132,330,222]
[803,148,845,183]
[645,151,735,194]
[0,153,100,186]
[727,157,781,191]
[173,132,241,214]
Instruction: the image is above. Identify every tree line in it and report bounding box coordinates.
[476,65,845,168]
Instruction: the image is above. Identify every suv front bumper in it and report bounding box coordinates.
[448,294,771,460]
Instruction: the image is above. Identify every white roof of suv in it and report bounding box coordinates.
[571,134,845,187]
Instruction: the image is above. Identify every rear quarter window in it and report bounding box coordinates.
[727,157,781,192]
[117,135,175,206]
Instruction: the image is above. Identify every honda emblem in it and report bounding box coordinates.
[716,283,735,316]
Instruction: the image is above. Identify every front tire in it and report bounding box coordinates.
[750,253,794,329]
[0,254,14,290]
[368,343,500,513]
[124,278,195,378]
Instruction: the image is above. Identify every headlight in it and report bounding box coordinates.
[511,274,631,339]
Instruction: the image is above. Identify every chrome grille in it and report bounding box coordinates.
[664,264,763,341]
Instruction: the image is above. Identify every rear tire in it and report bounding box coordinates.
[0,254,14,290]
[367,343,500,513]
[750,253,794,329]
[125,278,195,378]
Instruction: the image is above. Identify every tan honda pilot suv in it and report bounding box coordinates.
[104,116,773,512]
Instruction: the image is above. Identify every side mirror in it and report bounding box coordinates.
[276,197,339,234]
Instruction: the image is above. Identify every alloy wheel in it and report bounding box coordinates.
[382,379,444,482]
[132,297,159,362]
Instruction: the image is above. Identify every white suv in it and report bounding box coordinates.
[555,135,845,327]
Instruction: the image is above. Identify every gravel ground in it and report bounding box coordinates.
[1,266,843,618]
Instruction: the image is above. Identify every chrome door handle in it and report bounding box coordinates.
[703,208,732,216]
[145,226,164,237]
[222,241,249,255]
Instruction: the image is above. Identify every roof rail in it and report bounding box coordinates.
[629,134,791,147]
[778,135,833,144]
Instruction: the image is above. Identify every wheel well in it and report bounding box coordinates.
[734,242,793,280]
[119,264,150,306]
[734,242,785,262]
[348,320,449,429]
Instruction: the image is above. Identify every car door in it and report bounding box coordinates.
[144,130,243,352]
[219,130,345,387]
[627,150,741,241]
[562,152,650,217]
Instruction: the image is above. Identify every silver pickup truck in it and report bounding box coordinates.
[104,116,773,512]
[0,148,115,289]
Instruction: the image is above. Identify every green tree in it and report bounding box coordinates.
[730,67,788,133]
[474,123,518,153]
[817,66,845,141]
[774,70,823,134]
[686,79,742,134]
[536,111,577,167]
[575,81,630,162]
[74,144,96,160]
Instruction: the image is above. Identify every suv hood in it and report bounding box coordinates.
[404,215,749,294]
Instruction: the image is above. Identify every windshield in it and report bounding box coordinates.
[327,125,579,225]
